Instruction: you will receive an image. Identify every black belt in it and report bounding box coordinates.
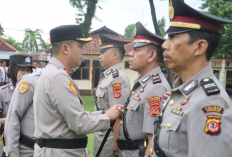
[116,139,148,150]
[36,137,88,149]
[19,134,35,149]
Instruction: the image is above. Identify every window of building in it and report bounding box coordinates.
[227,71,232,81]
[124,61,130,69]
[227,62,230,66]
[213,70,220,79]
[71,60,90,80]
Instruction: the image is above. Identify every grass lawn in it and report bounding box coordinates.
[82,96,95,157]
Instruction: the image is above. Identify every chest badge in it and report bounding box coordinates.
[171,107,184,116]
[182,80,198,95]
[133,94,141,101]
[68,80,77,94]
[181,99,189,106]
[140,87,144,93]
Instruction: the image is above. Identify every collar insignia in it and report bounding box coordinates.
[182,80,198,95]
[142,75,150,84]
[106,69,112,75]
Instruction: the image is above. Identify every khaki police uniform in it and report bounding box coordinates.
[0,82,14,155]
[151,65,232,157]
[93,63,130,157]
[151,1,232,157]
[4,72,41,157]
[118,66,171,157]
[33,57,110,157]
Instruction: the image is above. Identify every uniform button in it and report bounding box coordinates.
[169,100,175,106]
[120,121,123,125]
[167,123,171,128]
[150,148,154,154]
[98,94,100,96]
[159,123,162,128]
[98,85,101,87]
[131,91,135,95]
[131,105,133,107]
[132,154,134,157]
[127,107,129,110]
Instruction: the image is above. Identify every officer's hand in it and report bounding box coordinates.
[163,91,171,103]
[105,105,124,121]
[1,118,6,126]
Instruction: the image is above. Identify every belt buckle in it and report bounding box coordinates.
[38,139,44,148]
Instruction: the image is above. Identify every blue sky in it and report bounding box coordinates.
[0,0,203,42]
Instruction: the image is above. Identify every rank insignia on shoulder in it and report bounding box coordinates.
[112,83,122,99]
[202,105,224,114]
[205,115,221,136]
[151,73,161,84]
[106,69,112,76]
[200,78,220,96]
[141,75,150,84]
[182,80,198,95]
[68,80,77,94]
[112,69,119,78]
[19,81,30,94]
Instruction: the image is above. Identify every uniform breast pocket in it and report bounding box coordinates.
[97,92,105,109]
[127,103,140,124]
[160,115,181,153]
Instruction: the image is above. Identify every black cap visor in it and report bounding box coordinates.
[165,26,194,35]
[16,64,34,68]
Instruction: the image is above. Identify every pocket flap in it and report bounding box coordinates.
[161,115,181,132]
[130,103,139,111]
[97,92,104,98]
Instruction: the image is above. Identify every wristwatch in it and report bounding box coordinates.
[113,150,119,156]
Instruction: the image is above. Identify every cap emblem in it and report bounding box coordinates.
[25,56,31,63]
[169,0,174,21]
[99,38,102,46]
[133,26,137,37]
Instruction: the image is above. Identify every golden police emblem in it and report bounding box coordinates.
[19,81,30,94]
[133,26,137,37]
[99,38,102,46]
[169,0,174,21]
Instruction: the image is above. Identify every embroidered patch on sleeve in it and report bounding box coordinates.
[205,115,221,136]
[68,80,77,94]
[202,106,224,114]
[112,83,122,99]
[19,81,30,94]
[147,96,162,117]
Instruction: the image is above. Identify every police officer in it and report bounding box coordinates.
[93,35,131,157]
[117,22,171,157]
[151,0,232,157]
[4,71,41,157]
[33,25,124,157]
[0,54,33,156]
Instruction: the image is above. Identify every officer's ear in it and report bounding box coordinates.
[193,39,208,57]
[61,44,70,55]
[148,49,157,63]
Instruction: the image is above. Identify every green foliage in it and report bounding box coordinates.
[70,0,102,37]
[157,17,166,37]
[2,35,23,51]
[0,24,4,36]
[200,0,232,58]
[124,24,135,39]
[22,28,46,52]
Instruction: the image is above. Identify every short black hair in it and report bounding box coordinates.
[111,47,125,60]
[147,44,164,64]
[187,30,221,61]
[52,40,74,56]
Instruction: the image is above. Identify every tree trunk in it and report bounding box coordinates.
[81,0,98,37]
[149,0,161,36]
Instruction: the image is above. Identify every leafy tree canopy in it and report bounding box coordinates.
[124,24,135,39]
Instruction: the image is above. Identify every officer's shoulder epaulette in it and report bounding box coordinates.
[151,73,162,84]
[200,78,220,96]
[112,69,119,78]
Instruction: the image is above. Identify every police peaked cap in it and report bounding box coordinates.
[133,22,165,48]
[50,25,92,43]
[99,35,130,52]
[167,0,232,34]
[9,54,33,68]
